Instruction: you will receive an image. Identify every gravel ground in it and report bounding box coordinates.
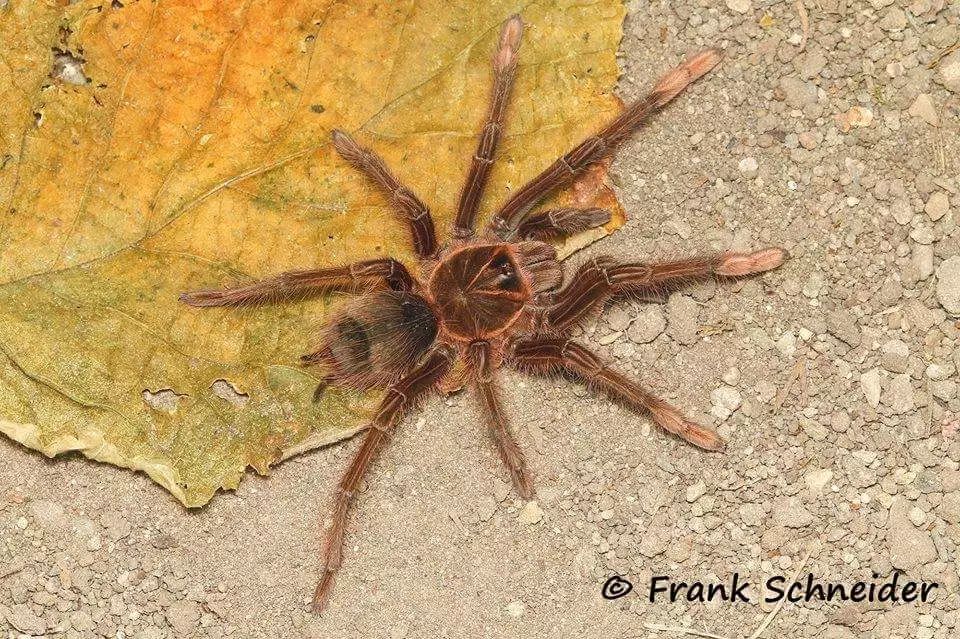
[3,1,960,637]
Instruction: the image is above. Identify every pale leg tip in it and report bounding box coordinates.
[685,423,726,452]
[716,247,788,277]
[685,47,724,78]
[753,247,789,271]
[704,434,727,453]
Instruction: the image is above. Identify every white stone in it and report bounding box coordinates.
[860,368,881,408]
[936,256,960,314]
[805,468,834,492]
[739,503,765,526]
[776,331,797,357]
[924,191,949,221]
[726,0,752,14]
[910,224,934,245]
[627,306,666,344]
[738,156,759,178]
[936,50,960,93]
[926,363,951,380]
[891,199,914,225]
[909,93,939,126]
[908,506,926,527]
[686,481,707,503]
[882,374,915,414]
[914,244,935,280]
[802,271,825,298]
[517,501,543,525]
[710,386,742,420]
[722,366,741,386]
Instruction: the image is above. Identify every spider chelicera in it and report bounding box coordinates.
[180,15,787,612]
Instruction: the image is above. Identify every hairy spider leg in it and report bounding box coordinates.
[452,14,524,239]
[331,129,438,258]
[515,207,612,241]
[509,338,724,451]
[179,258,412,307]
[467,339,534,498]
[313,347,455,612]
[541,248,788,332]
[488,48,723,239]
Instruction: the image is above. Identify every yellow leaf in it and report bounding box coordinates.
[0,0,626,506]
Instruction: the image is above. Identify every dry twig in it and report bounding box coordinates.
[796,1,810,52]
[642,545,817,639]
[642,624,732,639]
[746,545,815,639]
[928,42,960,69]
[773,359,805,413]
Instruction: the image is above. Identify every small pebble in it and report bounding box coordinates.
[686,481,707,503]
[860,369,881,408]
[517,501,544,525]
[908,93,939,127]
[738,157,759,179]
[936,256,960,314]
[924,191,949,221]
[725,0,751,14]
[843,106,873,129]
[936,50,960,93]
[722,366,740,386]
[710,386,742,420]
[805,469,834,492]
[882,374,915,415]
[627,307,666,344]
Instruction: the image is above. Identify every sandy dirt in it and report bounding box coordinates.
[3,1,960,638]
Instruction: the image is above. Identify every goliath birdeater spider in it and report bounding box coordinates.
[181,15,787,612]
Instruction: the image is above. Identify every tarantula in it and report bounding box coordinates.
[180,16,787,612]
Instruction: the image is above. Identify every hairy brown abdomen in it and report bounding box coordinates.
[303,291,438,390]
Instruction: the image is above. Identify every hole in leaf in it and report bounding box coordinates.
[142,388,186,414]
[50,49,90,85]
[211,379,249,408]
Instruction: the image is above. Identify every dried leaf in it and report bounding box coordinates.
[0,1,627,505]
[758,12,777,29]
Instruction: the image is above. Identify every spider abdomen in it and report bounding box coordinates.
[304,290,439,389]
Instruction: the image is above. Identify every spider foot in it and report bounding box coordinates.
[652,48,724,106]
[509,460,536,501]
[650,401,726,452]
[716,247,789,277]
[179,290,227,307]
[311,572,335,614]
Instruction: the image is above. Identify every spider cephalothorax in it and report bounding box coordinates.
[180,15,787,613]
